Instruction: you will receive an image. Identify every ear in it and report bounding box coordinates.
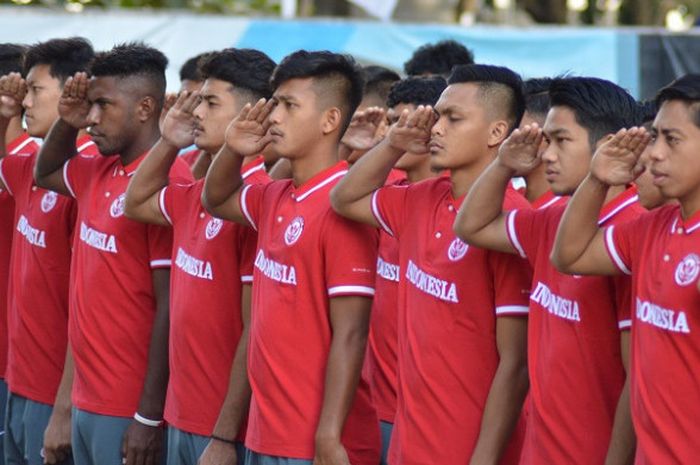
[136,96,159,123]
[487,119,510,147]
[321,107,343,135]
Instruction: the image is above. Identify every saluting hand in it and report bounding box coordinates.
[387,105,437,155]
[496,123,544,176]
[590,127,650,186]
[224,98,275,158]
[341,106,387,151]
[161,90,200,149]
[0,72,27,120]
[57,72,92,129]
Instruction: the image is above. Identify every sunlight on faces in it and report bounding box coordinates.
[22,65,62,138]
[193,78,243,153]
[648,100,700,202]
[429,83,506,171]
[541,106,595,196]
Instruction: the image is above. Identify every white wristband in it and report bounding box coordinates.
[133,412,163,428]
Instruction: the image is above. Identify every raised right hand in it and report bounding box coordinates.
[161,90,199,148]
[590,127,650,186]
[58,72,92,129]
[0,72,27,120]
[387,105,437,154]
[495,123,544,176]
[197,439,238,465]
[224,98,275,158]
[341,106,387,151]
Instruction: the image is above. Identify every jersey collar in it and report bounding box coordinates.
[292,161,348,203]
[76,135,96,154]
[116,151,149,178]
[6,132,38,155]
[532,190,567,210]
[241,155,266,180]
[598,186,639,225]
[671,206,700,235]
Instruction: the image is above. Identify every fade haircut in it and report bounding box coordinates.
[0,44,26,76]
[387,76,447,109]
[271,50,364,135]
[90,42,168,108]
[198,48,276,102]
[179,52,212,82]
[23,37,94,83]
[363,65,400,106]
[404,40,475,77]
[448,64,525,132]
[523,77,553,120]
[549,77,640,147]
[656,74,700,129]
[637,100,657,126]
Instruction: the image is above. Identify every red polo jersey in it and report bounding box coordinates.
[371,177,532,465]
[62,151,192,417]
[0,136,97,405]
[179,148,201,168]
[158,159,270,436]
[239,161,380,464]
[0,134,41,380]
[505,187,644,465]
[605,205,700,464]
[530,190,567,210]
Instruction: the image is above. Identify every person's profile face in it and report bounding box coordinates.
[22,64,62,138]
[86,76,134,156]
[192,78,239,153]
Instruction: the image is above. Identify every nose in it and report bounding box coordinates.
[647,138,666,162]
[268,103,282,125]
[192,101,204,120]
[86,104,100,126]
[430,116,445,137]
[21,92,31,110]
[541,143,557,163]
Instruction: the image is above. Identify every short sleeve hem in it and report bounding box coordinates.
[158,188,173,226]
[0,159,13,196]
[618,319,632,330]
[150,259,172,269]
[241,275,253,283]
[604,226,631,275]
[239,184,257,231]
[495,305,529,317]
[328,285,375,297]
[371,190,394,237]
[63,161,76,198]
[506,210,527,259]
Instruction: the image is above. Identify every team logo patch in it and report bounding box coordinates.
[284,216,304,246]
[41,191,58,213]
[205,217,223,240]
[675,253,700,286]
[447,237,469,261]
[110,193,126,218]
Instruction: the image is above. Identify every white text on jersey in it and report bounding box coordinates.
[254,249,297,285]
[636,298,690,334]
[405,260,458,303]
[79,222,117,253]
[530,281,581,322]
[175,247,213,280]
[377,256,400,283]
[16,215,46,248]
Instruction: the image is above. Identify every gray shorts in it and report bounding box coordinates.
[4,391,63,465]
[244,449,311,465]
[71,408,131,465]
[379,421,393,465]
[167,427,246,465]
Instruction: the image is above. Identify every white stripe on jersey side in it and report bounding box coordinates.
[62,161,76,198]
[538,196,562,210]
[240,184,257,231]
[328,285,375,297]
[618,319,632,330]
[150,259,172,268]
[370,190,394,237]
[295,170,347,202]
[76,140,95,153]
[598,195,639,225]
[241,162,264,180]
[506,211,527,259]
[9,136,35,155]
[495,305,529,315]
[158,188,173,225]
[0,159,13,196]
[605,227,631,275]
[686,222,700,234]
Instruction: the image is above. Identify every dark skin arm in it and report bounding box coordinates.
[197,284,253,465]
[42,347,74,465]
[121,268,170,465]
[314,296,372,465]
[469,317,529,465]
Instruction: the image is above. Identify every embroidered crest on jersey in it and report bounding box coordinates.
[284,216,304,246]
[205,217,223,240]
[109,193,126,218]
[675,253,700,286]
[41,191,58,213]
[447,237,469,261]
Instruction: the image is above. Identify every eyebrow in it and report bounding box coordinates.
[544,127,571,137]
[651,126,683,136]
[273,94,297,104]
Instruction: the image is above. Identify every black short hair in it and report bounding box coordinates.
[198,48,276,100]
[23,37,94,83]
[404,40,475,77]
[448,64,525,131]
[549,77,640,147]
[523,77,553,119]
[271,50,364,135]
[0,43,26,77]
[637,100,657,125]
[387,76,447,108]
[179,52,212,82]
[363,65,400,105]
[655,74,700,128]
[90,42,168,106]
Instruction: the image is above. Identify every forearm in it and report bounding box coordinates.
[469,359,529,465]
[51,345,75,415]
[125,139,179,221]
[605,377,635,465]
[315,326,368,441]
[202,145,244,216]
[0,117,10,158]
[35,119,79,184]
[551,174,608,271]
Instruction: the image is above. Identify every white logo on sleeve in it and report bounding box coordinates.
[205,217,223,240]
[675,253,700,286]
[40,191,58,213]
[284,216,304,246]
[109,193,126,218]
[447,238,469,261]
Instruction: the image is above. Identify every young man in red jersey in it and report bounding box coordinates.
[124,48,276,465]
[33,43,191,465]
[331,64,532,465]
[551,74,700,464]
[203,50,380,465]
[455,77,645,465]
[0,37,97,465]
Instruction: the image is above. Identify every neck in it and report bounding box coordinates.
[680,187,700,220]
[289,142,339,186]
[449,151,495,200]
[405,159,436,184]
[5,117,24,145]
[120,123,160,166]
[524,165,550,203]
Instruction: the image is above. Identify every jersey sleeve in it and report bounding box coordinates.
[505,207,547,261]
[238,182,268,231]
[323,212,379,298]
[612,274,633,330]
[158,183,190,226]
[63,154,96,200]
[603,222,636,276]
[238,225,257,284]
[147,224,173,269]
[169,157,195,184]
[370,184,409,238]
[0,155,33,197]
[489,250,532,317]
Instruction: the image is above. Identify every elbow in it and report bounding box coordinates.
[33,168,49,190]
[201,187,221,218]
[453,216,478,246]
[550,249,573,274]
[123,194,140,221]
[329,185,347,217]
